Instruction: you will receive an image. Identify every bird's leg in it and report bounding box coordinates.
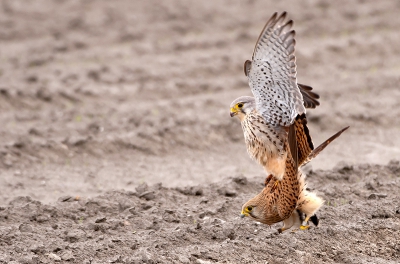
[278,212,295,233]
[269,180,279,193]
[277,227,285,234]
[264,174,273,186]
[300,215,311,230]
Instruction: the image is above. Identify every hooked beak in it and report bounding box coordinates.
[240,210,248,218]
[230,107,237,117]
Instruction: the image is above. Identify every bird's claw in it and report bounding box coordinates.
[270,180,279,193]
[300,225,310,230]
[300,220,310,230]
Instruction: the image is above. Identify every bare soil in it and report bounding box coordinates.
[0,0,399,263]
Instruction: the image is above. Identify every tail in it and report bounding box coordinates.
[296,188,325,218]
[296,170,324,218]
[303,126,350,165]
[310,214,319,226]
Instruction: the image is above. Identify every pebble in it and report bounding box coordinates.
[19,223,33,233]
[232,176,247,185]
[196,259,212,264]
[60,250,74,261]
[135,183,149,195]
[367,193,387,200]
[66,229,86,243]
[35,215,49,223]
[95,217,107,223]
[139,191,156,201]
[217,187,237,197]
[47,253,61,261]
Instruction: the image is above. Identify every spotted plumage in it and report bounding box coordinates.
[232,12,349,232]
[230,12,315,186]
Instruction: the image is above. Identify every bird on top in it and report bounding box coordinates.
[230,11,319,192]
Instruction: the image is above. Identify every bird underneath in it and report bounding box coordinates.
[240,125,349,232]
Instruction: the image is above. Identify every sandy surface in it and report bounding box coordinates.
[0,0,399,263]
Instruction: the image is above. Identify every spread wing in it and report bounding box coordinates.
[298,83,320,109]
[245,12,305,127]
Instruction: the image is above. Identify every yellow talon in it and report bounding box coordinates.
[270,180,279,193]
[300,217,311,230]
[300,225,310,230]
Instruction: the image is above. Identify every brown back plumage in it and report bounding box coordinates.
[287,85,319,171]
[294,114,314,166]
[246,125,350,225]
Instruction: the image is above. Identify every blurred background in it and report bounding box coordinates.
[0,0,399,204]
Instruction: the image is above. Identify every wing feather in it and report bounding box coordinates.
[298,83,320,109]
[247,12,305,127]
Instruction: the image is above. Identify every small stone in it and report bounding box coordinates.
[141,203,152,210]
[175,186,203,196]
[368,193,387,200]
[58,196,80,202]
[217,187,236,197]
[65,229,86,243]
[334,161,353,174]
[28,128,41,136]
[66,135,89,146]
[58,196,73,202]
[109,255,122,263]
[36,88,52,102]
[0,88,9,96]
[95,217,107,223]
[19,223,33,233]
[139,191,155,201]
[48,253,61,261]
[178,255,190,263]
[196,259,212,264]
[26,75,38,83]
[36,215,49,223]
[60,250,74,261]
[30,244,45,254]
[135,183,149,195]
[224,189,237,197]
[232,176,247,185]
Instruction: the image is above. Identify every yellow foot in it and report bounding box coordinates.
[270,180,279,193]
[264,174,273,186]
[300,225,310,230]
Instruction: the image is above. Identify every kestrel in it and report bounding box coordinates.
[232,11,349,231]
[230,12,315,192]
[240,126,349,232]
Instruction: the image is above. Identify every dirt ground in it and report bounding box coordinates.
[0,0,399,263]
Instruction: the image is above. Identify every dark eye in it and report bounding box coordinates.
[238,103,243,108]
[247,206,253,211]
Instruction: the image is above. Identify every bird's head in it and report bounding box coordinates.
[229,96,256,121]
[240,195,265,223]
